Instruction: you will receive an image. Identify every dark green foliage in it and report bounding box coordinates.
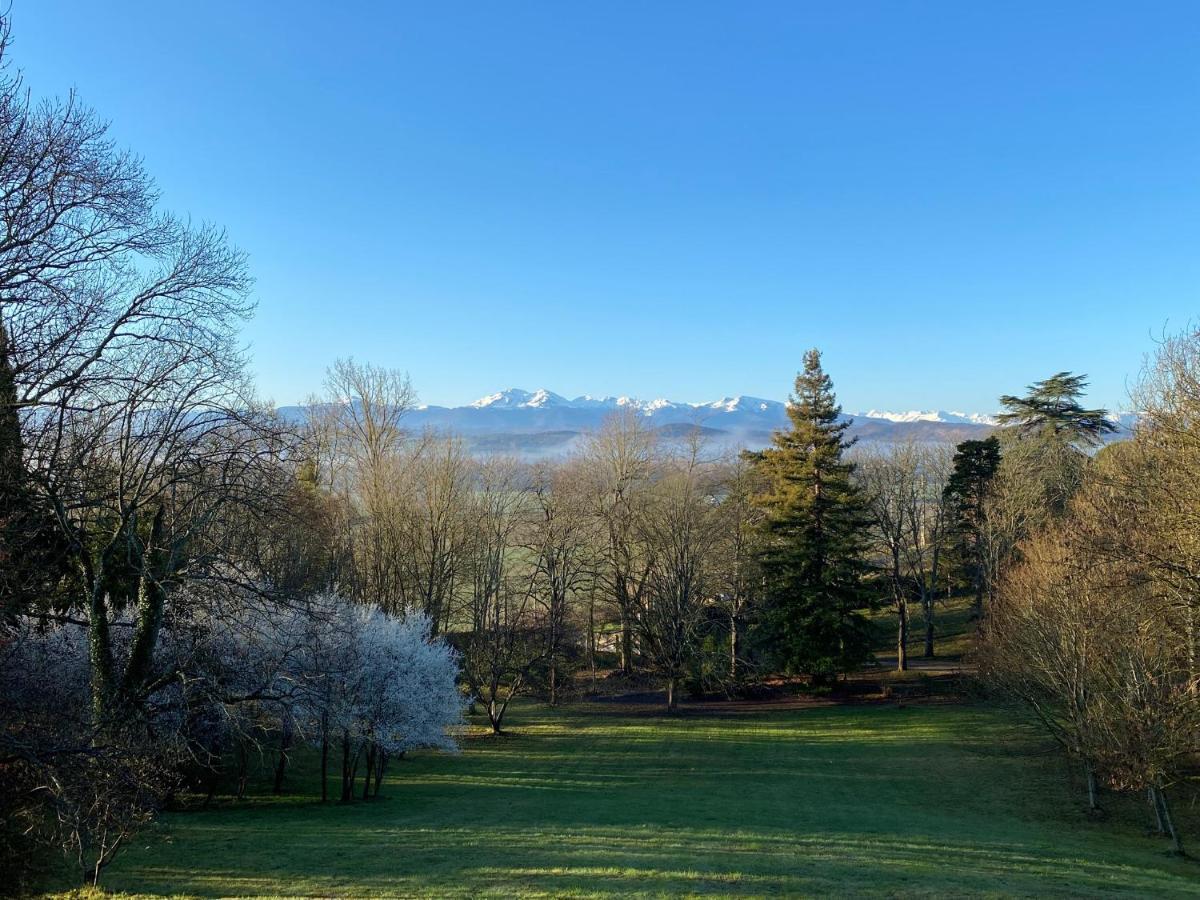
[746,349,875,678]
[945,436,1002,518]
[944,436,1001,612]
[995,373,1105,526]
[0,318,68,622]
[997,372,1116,445]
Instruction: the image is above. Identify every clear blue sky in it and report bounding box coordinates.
[14,2,1199,412]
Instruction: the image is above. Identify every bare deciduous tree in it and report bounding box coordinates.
[858,442,952,667]
[712,453,763,680]
[581,409,656,675]
[636,434,723,710]
[459,458,545,734]
[526,459,596,705]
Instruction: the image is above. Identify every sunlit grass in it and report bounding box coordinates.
[74,700,1200,897]
[869,591,979,663]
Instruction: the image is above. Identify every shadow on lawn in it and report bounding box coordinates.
[97,703,1199,898]
[109,823,1199,898]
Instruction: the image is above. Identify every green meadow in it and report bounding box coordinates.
[89,700,1198,898]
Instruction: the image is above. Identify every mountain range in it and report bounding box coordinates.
[278,387,1135,457]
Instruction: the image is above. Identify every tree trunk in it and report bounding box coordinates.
[665,676,677,712]
[362,744,376,800]
[1185,600,1197,684]
[120,506,169,701]
[972,532,987,620]
[549,659,558,707]
[273,716,292,795]
[729,607,739,679]
[897,596,909,672]
[620,613,633,675]
[1086,767,1098,811]
[235,741,248,801]
[203,767,218,808]
[320,715,329,803]
[340,730,354,803]
[373,751,388,797]
[1154,785,1184,854]
[922,589,935,658]
[272,747,287,795]
[1150,787,1165,834]
[588,592,597,692]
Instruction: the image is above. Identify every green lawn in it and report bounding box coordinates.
[869,592,979,665]
[91,701,1198,898]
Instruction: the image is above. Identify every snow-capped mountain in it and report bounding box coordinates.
[1105,411,1139,431]
[858,410,1000,426]
[859,408,1138,430]
[465,389,786,420]
[465,392,1001,427]
[471,388,570,409]
[278,389,1132,459]
[374,390,1001,455]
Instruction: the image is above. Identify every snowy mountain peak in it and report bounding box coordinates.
[471,388,568,409]
[471,388,528,408]
[524,388,568,408]
[467,390,1001,426]
[858,409,999,426]
[641,398,679,413]
[569,394,618,408]
[276,389,1053,459]
[696,396,780,414]
[566,394,682,413]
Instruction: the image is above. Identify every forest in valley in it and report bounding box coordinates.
[1,10,1199,898]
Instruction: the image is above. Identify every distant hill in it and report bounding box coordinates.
[277,387,1134,458]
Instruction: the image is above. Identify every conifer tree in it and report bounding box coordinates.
[944,436,1001,617]
[997,372,1116,445]
[747,349,874,677]
[0,316,22,614]
[0,317,68,621]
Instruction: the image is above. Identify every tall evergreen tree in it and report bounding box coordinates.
[0,315,23,618]
[995,371,1109,526]
[0,316,68,622]
[944,436,1001,617]
[997,372,1116,445]
[747,349,874,678]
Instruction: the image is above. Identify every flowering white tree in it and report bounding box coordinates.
[352,608,464,798]
[295,593,464,802]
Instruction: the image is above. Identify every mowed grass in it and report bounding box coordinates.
[94,702,1199,898]
[869,592,979,664]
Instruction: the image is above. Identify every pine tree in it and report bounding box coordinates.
[747,349,874,678]
[944,436,1001,617]
[0,315,29,620]
[997,372,1115,445]
[0,318,21,490]
[0,317,67,620]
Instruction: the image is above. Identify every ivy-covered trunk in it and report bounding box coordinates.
[84,505,175,724]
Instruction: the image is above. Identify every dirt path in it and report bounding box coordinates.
[581,654,973,717]
[868,653,974,676]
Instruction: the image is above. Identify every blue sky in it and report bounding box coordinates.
[14,2,1199,412]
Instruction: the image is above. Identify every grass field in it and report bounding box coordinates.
[868,591,979,665]
[91,700,1199,898]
